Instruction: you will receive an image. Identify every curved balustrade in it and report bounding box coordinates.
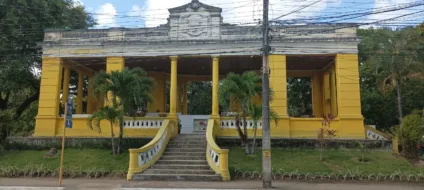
[365,125,391,140]
[123,117,164,128]
[127,119,176,180]
[206,119,231,181]
[220,117,262,129]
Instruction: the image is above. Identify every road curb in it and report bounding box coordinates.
[120,189,248,190]
[0,187,65,190]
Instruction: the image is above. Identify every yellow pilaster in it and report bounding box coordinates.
[35,57,63,136]
[311,73,323,117]
[106,57,125,72]
[211,56,220,118]
[76,72,84,114]
[169,56,178,118]
[330,69,338,117]
[106,57,125,106]
[335,54,364,139]
[86,77,94,114]
[61,67,71,107]
[269,55,290,137]
[323,72,331,116]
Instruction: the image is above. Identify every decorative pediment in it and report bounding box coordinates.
[168,0,222,40]
[168,0,222,13]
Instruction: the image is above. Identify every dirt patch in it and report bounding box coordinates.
[44,148,58,158]
[412,160,424,168]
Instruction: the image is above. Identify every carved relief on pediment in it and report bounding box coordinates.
[179,13,211,39]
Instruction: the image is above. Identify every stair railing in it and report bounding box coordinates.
[206,119,231,181]
[127,119,176,180]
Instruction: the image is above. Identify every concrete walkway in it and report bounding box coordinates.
[0,178,423,190]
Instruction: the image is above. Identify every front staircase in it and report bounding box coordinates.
[131,133,221,181]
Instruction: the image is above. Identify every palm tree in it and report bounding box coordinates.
[88,105,124,155]
[91,67,155,153]
[219,71,262,154]
[249,104,278,154]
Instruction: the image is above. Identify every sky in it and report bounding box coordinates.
[75,0,424,29]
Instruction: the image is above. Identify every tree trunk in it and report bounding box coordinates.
[242,109,250,154]
[110,121,116,155]
[13,89,39,120]
[396,81,404,128]
[252,125,257,154]
[117,118,124,154]
[320,141,323,161]
[422,105,424,118]
[235,115,245,145]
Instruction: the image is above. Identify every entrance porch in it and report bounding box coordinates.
[35,54,364,139]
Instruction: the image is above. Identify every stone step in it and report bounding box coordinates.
[167,144,206,148]
[166,148,206,152]
[132,173,221,181]
[156,160,208,165]
[168,141,207,145]
[178,134,206,136]
[172,139,206,143]
[145,169,215,175]
[170,140,206,144]
[163,152,205,156]
[160,156,206,160]
[174,136,205,140]
[151,164,210,170]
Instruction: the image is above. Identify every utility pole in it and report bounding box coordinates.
[261,0,272,188]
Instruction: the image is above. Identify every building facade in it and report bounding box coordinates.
[35,0,365,139]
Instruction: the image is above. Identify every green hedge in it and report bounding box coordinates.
[217,138,393,150]
[5,137,151,150]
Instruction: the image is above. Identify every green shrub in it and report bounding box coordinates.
[396,113,424,160]
[0,164,126,178]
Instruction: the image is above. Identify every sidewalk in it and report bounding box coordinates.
[0,178,423,190]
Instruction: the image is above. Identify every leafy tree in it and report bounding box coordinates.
[188,82,212,115]
[91,67,155,154]
[0,0,95,138]
[88,105,124,155]
[249,105,278,154]
[358,27,422,129]
[287,77,312,117]
[219,71,262,154]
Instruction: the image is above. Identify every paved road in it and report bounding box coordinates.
[0,178,423,190]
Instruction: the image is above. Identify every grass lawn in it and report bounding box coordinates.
[0,149,128,171]
[0,148,421,176]
[229,148,421,174]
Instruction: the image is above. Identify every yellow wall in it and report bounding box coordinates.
[148,72,166,113]
[106,57,125,72]
[35,57,63,136]
[269,55,290,136]
[335,54,364,139]
[311,72,324,116]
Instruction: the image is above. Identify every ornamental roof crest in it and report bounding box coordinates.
[168,0,222,13]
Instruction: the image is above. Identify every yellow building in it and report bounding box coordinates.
[35,0,367,181]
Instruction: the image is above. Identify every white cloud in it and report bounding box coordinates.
[95,3,119,28]
[72,0,84,7]
[127,5,146,27]
[363,0,421,28]
[139,0,341,27]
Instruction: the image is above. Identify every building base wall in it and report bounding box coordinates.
[218,117,365,139]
